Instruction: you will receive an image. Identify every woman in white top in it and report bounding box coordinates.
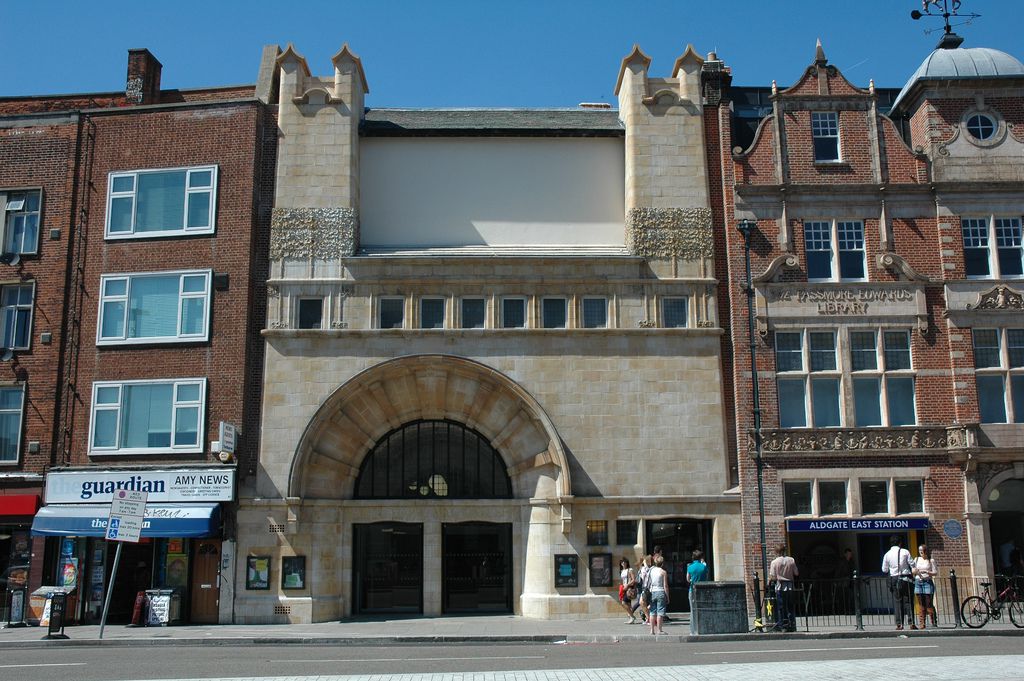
[618,558,639,623]
[647,555,670,635]
[911,544,938,629]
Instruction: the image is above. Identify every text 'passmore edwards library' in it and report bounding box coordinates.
[2,16,1024,625]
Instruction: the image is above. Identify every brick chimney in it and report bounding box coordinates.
[126,48,162,105]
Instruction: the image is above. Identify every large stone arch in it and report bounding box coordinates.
[288,354,571,500]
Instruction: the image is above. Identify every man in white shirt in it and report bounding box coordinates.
[881,535,914,630]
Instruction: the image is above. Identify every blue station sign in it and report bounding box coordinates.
[786,518,930,532]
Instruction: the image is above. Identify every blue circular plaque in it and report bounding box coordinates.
[943,519,963,539]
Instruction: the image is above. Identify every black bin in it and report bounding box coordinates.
[692,581,748,635]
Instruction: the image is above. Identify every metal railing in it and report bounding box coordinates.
[751,570,1023,630]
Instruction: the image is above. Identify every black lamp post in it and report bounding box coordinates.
[736,219,769,587]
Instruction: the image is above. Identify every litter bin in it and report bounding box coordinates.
[692,581,748,635]
[144,589,181,626]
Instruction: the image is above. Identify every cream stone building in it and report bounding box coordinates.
[234,43,741,623]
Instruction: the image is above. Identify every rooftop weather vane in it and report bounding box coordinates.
[910,1,981,49]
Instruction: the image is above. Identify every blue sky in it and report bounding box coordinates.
[4,1,1016,106]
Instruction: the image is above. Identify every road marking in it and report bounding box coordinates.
[696,644,939,655]
[314,655,547,662]
[0,663,87,669]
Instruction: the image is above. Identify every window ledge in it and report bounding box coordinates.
[813,160,849,166]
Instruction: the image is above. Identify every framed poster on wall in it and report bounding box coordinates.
[588,552,613,588]
[246,555,270,590]
[554,554,578,588]
[281,556,306,590]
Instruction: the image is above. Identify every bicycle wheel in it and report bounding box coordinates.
[1009,599,1024,628]
[961,596,990,628]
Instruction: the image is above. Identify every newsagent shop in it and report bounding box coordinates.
[30,467,234,624]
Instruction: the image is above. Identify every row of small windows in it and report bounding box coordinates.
[294,296,691,330]
[783,478,924,517]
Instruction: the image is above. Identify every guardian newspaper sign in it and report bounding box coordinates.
[46,469,235,504]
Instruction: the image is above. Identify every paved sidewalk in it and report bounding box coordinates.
[1,614,1021,647]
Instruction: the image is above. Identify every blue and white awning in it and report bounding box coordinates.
[31,503,220,538]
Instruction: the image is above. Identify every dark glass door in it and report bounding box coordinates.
[645,519,712,612]
[354,522,423,614]
[442,522,512,613]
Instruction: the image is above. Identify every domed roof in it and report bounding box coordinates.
[891,47,1024,113]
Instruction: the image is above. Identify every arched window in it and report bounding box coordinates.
[355,420,512,499]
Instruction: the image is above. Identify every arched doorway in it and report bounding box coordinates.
[352,420,514,614]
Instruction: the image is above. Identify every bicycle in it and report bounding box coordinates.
[960,578,1024,628]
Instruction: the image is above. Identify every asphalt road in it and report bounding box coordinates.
[0,636,1021,681]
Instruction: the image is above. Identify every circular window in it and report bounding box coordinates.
[966,114,996,140]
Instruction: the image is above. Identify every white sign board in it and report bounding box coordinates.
[219,422,237,454]
[105,490,147,543]
[46,469,236,504]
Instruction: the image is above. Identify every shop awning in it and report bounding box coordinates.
[0,494,40,517]
[31,503,220,538]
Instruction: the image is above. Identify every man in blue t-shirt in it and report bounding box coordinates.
[686,550,709,635]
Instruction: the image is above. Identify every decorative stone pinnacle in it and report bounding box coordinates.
[815,38,827,66]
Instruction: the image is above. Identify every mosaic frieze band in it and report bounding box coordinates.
[752,425,975,454]
[626,207,713,259]
[270,207,359,259]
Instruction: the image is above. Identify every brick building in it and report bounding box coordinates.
[709,37,1024,595]
[0,49,275,624]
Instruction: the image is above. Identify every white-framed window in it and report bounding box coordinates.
[582,297,608,329]
[783,479,847,516]
[501,297,526,329]
[1,190,41,255]
[106,166,217,239]
[850,329,916,426]
[296,298,323,330]
[460,298,486,329]
[776,330,841,428]
[811,111,840,161]
[662,296,689,328]
[0,283,33,350]
[0,385,24,463]
[804,220,866,281]
[89,378,206,455]
[973,328,1024,423]
[861,479,924,515]
[420,297,445,329]
[379,297,405,329]
[541,297,567,329]
[97,270,211,345]
[962,216,1023,278]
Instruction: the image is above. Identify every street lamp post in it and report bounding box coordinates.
[736,219,769,590]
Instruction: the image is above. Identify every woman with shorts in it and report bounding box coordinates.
[648,555,669,634]
[912,544,938,628]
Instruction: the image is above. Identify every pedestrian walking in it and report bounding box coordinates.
[881,535,915,630]
[618,558,639,624]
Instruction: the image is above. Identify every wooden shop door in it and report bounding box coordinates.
[190,540,221,623]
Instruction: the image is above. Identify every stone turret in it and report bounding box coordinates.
[614,44,713,274]
[271,43,369,264]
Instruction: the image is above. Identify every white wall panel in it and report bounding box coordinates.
[360,137,624,247]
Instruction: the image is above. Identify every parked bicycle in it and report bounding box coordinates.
[960,578,1024,628]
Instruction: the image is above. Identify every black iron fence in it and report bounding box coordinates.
[751,570,1023,630]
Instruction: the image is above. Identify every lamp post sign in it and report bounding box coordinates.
[105,489,147,543]
[99,489,147,639]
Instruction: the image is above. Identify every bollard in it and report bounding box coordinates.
[752,571,763,631]
[949,568,962,628]
[853,569,864,631]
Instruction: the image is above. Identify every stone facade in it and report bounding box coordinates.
[233,43,741,623]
